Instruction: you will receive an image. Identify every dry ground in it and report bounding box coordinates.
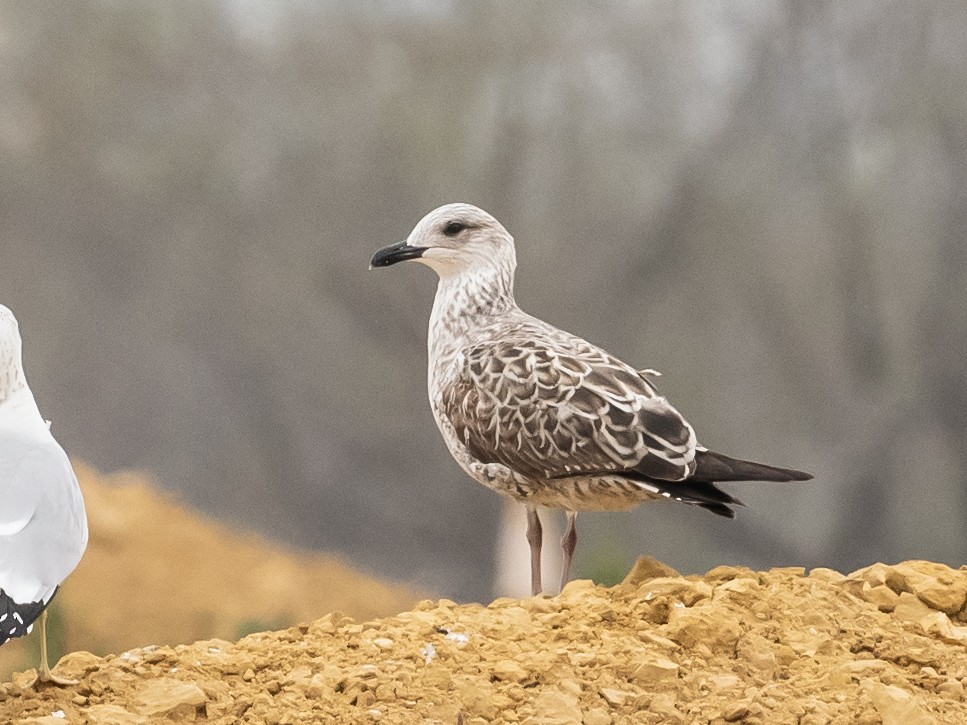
[4,557,967,724]
[0,463,420,680]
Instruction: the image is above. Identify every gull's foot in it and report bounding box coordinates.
[18,667,78,689]
[38,667,79,687]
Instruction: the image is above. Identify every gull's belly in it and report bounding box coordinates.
[466,460,662,512]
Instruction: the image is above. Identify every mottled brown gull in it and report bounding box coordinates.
[371,203,811,595]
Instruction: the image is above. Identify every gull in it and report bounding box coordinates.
[371,203,812,595]
[0,304,88,685]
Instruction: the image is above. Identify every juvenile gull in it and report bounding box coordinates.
[371,204,812,595]
[0,304,88,685]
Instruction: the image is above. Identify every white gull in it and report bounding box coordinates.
[0,304,88,685]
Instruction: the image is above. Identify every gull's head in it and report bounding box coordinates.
[370,203,516,279]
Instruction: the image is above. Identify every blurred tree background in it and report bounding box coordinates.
[1,1,965,601]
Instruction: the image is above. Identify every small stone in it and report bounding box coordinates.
[84,704,149,724]
[891,561,967,615]
[135,678,207,718]
[583,707,612,725]
[770,566,806,577]
[265,679,282,695]
[708,674,741,689]
[847,563,895,586]
[809,567,845,583]
[491,659,528,682]
[532,689,583,724]
[284,666,312,686]
[306,673,328,699]
[649,693,678,714]
[631,656,679,685]
[937,679,965,701]
[918,610,967,641]
[598,687,633,707]
[636,631,680,650]
[893,592,933,624]
[705,565,757,583]
[242,668,255,682]
[622,557,680,586]
[862,680,933,725]
[843,659,888,674]
[639,578,711,607]
[355,690,376,708]
[372,637,394,650]
[723,703,750,721]
[666,606,741,652]
[860,583,900,612]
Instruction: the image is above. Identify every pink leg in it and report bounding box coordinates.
[525,505,543,595]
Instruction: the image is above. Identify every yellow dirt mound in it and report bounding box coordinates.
[0,462,420,680]
[4,558,967,723]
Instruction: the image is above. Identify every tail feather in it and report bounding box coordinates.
[693,450,813,483]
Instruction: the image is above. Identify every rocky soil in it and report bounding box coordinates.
[0,463,420,680]
[4,558,967,724]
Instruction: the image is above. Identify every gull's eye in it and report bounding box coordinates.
[443,220,466,237]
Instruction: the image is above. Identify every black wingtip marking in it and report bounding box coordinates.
[0,588,54,646]
[693,450,813,483]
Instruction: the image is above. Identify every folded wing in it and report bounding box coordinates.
[440,334,698,484]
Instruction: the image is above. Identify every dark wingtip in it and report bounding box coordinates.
[699,501,737,518]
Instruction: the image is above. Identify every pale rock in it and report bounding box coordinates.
[918,610,967,642]
[636,630,680,650]
[54,651,103,680]
[456,681,498,720]
[491,659,529,682]
[308,611,353,635]
[665,607,741,652]
[862,680,934,725]
[560,578,598,597]
[847,562,895,587]
[892,592,933,625]
[631,655,679,685]
[708,674,741,690]
[622,557,680,586]
[808,567,845,583]
[84,704,149,725]
[736,641,776,679]
[713,578,761,606]
[649,692,678,714]
[557,678,583,697]
[860,582,900,612]
[891,561,967,615]
[722,702,750,721]
[770,566,806,577]
[705,565,757,583]
[598,687,633,707]
[135,678,207,718]
[532,689,583,724]
[843,659,888,674]
[283,666,312,686]
[583,707,613,725]
[306,673,328,699]
[639,578,710,607]
[937,679,965,701]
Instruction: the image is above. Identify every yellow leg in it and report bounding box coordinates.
[25,609,77,688]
